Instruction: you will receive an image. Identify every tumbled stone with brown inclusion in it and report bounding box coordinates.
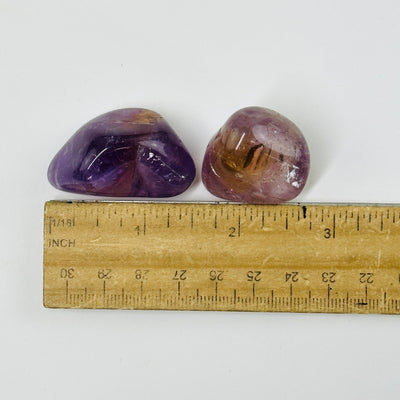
[201,107,310,203]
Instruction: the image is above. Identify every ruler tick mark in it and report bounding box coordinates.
[327,284,331,306]
[333,214,336,238]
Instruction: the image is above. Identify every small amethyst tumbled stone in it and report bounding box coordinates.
[202,107,310,204]
[48,109,196,197]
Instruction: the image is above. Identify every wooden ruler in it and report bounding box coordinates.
[43,201,400,314]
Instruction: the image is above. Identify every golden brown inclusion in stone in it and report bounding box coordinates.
[201,107,310,203]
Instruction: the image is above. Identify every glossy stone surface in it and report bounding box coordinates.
[48,109,196,197]
[202,107,310,203]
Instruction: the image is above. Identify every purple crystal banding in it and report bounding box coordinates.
[202,107,310,204]
[48,109,196,197]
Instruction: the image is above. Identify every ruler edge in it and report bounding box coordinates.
[44,200,400,207]
[42,304,397,315]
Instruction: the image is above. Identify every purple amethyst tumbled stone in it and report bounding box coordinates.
[48,109,196,197]
[202,107,310,204]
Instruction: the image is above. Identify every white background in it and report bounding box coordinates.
[1,0,400,398]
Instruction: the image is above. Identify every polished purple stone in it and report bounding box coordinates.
[202,107,310,204]
[48,109,196,197]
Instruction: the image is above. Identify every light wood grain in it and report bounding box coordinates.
[43,201,400,314]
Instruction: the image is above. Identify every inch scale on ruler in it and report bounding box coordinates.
[43,201,400,314]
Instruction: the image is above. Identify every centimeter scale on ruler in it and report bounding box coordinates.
[43,201,400,314]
